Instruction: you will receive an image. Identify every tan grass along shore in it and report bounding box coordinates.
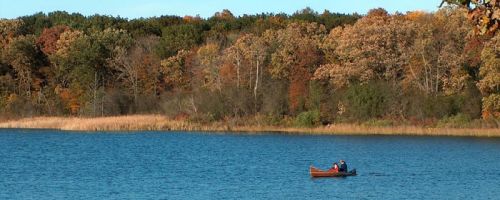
[0,115,499,137]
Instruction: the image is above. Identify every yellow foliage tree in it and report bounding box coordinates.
[478,34,500,118]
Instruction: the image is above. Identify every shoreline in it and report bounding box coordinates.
[0,115,499,137]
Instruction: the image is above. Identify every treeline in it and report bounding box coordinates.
[0,7,499,127]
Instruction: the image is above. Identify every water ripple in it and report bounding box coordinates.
[0,130,500,199]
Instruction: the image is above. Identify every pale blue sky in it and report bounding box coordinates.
[0,0,442,19]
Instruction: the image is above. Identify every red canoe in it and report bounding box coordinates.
[309,166,357,177]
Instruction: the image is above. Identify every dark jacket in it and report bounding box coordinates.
[339,163,348,172]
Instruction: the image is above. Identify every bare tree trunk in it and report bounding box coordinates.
[421,52,430,94]
[254,60,260,112]
[101,77,105,116]
[435,65,439,94]
[190,95,198,114]
[249,62,253,89]
[429,67,433,95]
[408,65,425,91]
[217,68,222,93]
[101,95,104,116]
[153,77,157,96]
[236,55,241,88]
[93,71,97,117]
[133,72,138,108]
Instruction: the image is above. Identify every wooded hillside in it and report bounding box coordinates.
[0,7,499,127]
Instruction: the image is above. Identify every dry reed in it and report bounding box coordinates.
[0,115,499,137]
[0,115,189,131]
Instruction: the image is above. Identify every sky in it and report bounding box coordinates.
[0,0,443,19]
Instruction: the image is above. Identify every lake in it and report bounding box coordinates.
[0,129,499,199]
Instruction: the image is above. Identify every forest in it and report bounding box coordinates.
[0,5,499,128]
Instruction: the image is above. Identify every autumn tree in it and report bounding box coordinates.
[196,43,222,92]
[36,25,69,55]
[314,8,415,88]
[0,19,25,96]
[2,35,43,96]
[0,20,25,71]
[0,19,24,42]
[47,29,84,114]
[107,45,142,105]
[135,36,162,96]
[233,34,268,110]
[160,49,198,115]
[161,49,193,91]
[478,33,500,118]
[50,28,133,115]
[223,39,246,88]
[405,8,472,95]
[314,8,486,120]
[51,29,84,88]
[265,22,326,112]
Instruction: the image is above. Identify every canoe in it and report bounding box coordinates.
[309,166,357,177]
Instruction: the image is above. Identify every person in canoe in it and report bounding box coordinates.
[338,160,348,172]
[328,162,339,172]
[310,161,356,177]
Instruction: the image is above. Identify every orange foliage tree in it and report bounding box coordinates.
[314,9,415,88]
[36,25,69,55]
[477,33,500,118]
[265,22,326,113]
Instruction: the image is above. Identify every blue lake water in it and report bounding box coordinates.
[1,129,500,199]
